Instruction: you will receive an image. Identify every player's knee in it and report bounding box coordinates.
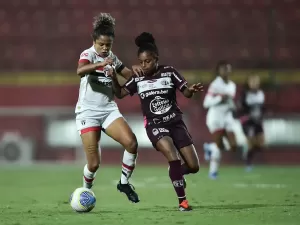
[122,134,138,154]
[230,144,238,152]
[87,162,99,172]
[256,139,265,149]
[189,164,200,174]
[85,144,98,155]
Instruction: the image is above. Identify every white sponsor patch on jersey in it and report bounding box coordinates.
[137,77,173,94]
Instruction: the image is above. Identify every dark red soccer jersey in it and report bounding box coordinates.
[124,65,188,127]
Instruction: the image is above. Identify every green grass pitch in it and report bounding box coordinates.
[0,165,299,225]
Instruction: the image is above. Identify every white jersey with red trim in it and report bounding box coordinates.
[203,76,236,118]
[75,46,124,113]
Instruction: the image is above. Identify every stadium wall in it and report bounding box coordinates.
[0,72,300,165]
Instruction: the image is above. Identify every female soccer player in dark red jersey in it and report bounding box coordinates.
[107,32,202,211]
[75,13,142,203]
[238,75,265,171]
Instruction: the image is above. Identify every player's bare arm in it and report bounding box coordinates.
[118,65,144,79]
[182,83,203,98]
[108,68,130,99]
[77,57,113,76]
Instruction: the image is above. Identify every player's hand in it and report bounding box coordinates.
[221,94,230,102]
[132,65,144,76]
[188,83,203,93]
[98,57,113,67]
[106,66,117,78]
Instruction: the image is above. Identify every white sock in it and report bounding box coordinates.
[83,164,97,189]
[209,144,221,175]
[209,160,219,175]
[120,150,137,184]
[241,142,249,160]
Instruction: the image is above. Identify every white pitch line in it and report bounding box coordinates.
[233,183,287,189]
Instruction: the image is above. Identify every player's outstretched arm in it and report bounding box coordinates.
[118,65,144,79]
[182,83,203,98]
[107,67,130,99]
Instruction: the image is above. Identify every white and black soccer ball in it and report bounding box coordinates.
[70,187,96,212]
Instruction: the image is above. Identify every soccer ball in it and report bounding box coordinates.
[69,187,96,212]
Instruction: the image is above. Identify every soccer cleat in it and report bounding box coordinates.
[179,200,192,211]
[117,181,140,203]
[203,143,212,161]
[209,172,218,180]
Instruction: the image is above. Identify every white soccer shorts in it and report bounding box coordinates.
[76,109,123,135]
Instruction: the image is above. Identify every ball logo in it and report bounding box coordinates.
[103,65,114,77]
[150,96,172,115]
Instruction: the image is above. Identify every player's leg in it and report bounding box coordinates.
[155,136,192,211]
[102,110,139,203]
[76,116,101,189]
[245,136,256,171]
[224,116,239,152]
[242,122,257,170]
[246,125,265,171]
[170,120,200,176]
[256,131,265,149]
[224,131,238,152]
[179,145,199,174]
[206,118,224,179]
[208,130,224,179]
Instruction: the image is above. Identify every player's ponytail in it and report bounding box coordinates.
[135,32,159,58]
[92,13,115,40]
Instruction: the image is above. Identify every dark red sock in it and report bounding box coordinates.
[169,160,186,204]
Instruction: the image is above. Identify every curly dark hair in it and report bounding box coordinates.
[135,32,159,58]
[92,13,115,40]
[215,60,230,75]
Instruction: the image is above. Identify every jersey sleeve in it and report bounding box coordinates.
[170,67,188,91]
[112,54,125,73]
[123,76,138,96]
[78,50,93,64]
[203,81,223,108]
[229,82,236,98]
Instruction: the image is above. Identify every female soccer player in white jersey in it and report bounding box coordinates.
[203,61,238,179]
[75,13,140,203]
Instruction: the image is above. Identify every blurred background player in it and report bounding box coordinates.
[108,32,202,211]
[238,75,265,171]
[203,61,238,179]
[76,13,140,203]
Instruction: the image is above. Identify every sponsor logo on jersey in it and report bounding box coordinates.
[150,96,172,115]
[80,52,89,57]
[140,89,168,99]
[137,77,173,94]
[152,128,169,136]
[161,72,172,77]
[152,128,159,136]
[162,112,176,123]
[135,77,145,82]
[161,80,170,86]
